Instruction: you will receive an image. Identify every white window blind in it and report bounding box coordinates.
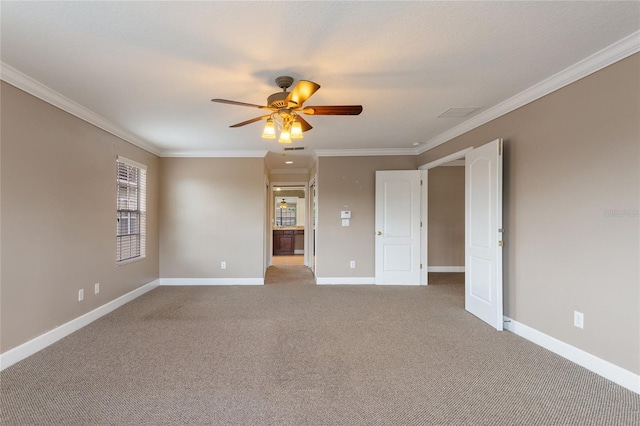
[116,157,146,263]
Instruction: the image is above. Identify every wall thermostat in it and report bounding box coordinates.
[341,211,351,219]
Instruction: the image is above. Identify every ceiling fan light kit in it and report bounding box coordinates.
[261,118,276,139]
[212,76,363,144]
[290,120,303,139]
[278,127,291,144]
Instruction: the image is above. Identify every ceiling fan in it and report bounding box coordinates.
[211,76,363,144]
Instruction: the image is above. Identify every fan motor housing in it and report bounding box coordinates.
[267,91,289,108]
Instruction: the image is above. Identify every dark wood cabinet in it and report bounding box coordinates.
[273,229,303,255]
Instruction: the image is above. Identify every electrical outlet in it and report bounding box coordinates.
[574,311,584,329]
[350,260,356,269]
[78,289,84,302]
[221,261,227,270]
[94,283,100,294]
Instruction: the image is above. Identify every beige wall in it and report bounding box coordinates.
[159,157,265,279]
[275,189,305,198]
[428,166,465,267]
[316,156,418,278]
[418,54,640,374]
[1,82,160,353]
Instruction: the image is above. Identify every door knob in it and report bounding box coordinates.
[377,231,382,235]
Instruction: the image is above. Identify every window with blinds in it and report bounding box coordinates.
[116,157,146,263]
[276,207,296,226]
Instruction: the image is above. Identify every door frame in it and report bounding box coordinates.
[264,176,271,274]
[269,181,310,266]
[308,176,317,275]
[418,147,474,286]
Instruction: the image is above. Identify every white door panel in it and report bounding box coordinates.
[375,170,421,285]
[465,139,504,330]
[383,244,412,271]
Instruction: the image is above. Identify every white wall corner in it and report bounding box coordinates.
[504,316,640,395]
[0,279,160,371]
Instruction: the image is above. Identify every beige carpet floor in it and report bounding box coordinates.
[1,267,638,425]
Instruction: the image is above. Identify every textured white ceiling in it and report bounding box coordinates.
[1,1,639,170]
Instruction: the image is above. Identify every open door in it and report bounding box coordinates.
[465,139,504,330]
[375,170,421,285]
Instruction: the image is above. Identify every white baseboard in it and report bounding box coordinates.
[294,249,304,255]
[316,277,375,285]
[504,316,639,394]
[0,279,160,371]
[428,266,465,273]
[160,278,264,286]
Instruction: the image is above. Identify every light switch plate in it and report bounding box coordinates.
[342,219,350,227]
[574,311,584,329]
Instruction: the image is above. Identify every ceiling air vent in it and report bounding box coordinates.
[283,147,305,151]
[438,107,482,118]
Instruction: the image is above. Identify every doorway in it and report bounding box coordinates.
[426,160,466,288]
[418,140,504,331]
[419,147,473,286]
[270,184,307,267]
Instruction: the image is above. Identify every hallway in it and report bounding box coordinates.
[271,255,304,266]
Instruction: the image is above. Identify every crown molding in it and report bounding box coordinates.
[0,62,162,156]
[315,147,418,157]
[4,29,637,161]
[160,150,268,158]
[417,30,640,154]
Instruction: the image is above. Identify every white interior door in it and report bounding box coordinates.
[420,169,428,285]
[465,139,504,330]
[375,170,421,285]
[264,180,270,273]
[309,180,317,274]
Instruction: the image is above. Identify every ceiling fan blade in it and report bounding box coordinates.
[229,115,269,128]
[285,80,321,107]
[296,115,313,132]
[302,105,363,115]
[212,98,270,109]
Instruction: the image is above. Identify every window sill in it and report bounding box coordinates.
[117,256,146,266]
